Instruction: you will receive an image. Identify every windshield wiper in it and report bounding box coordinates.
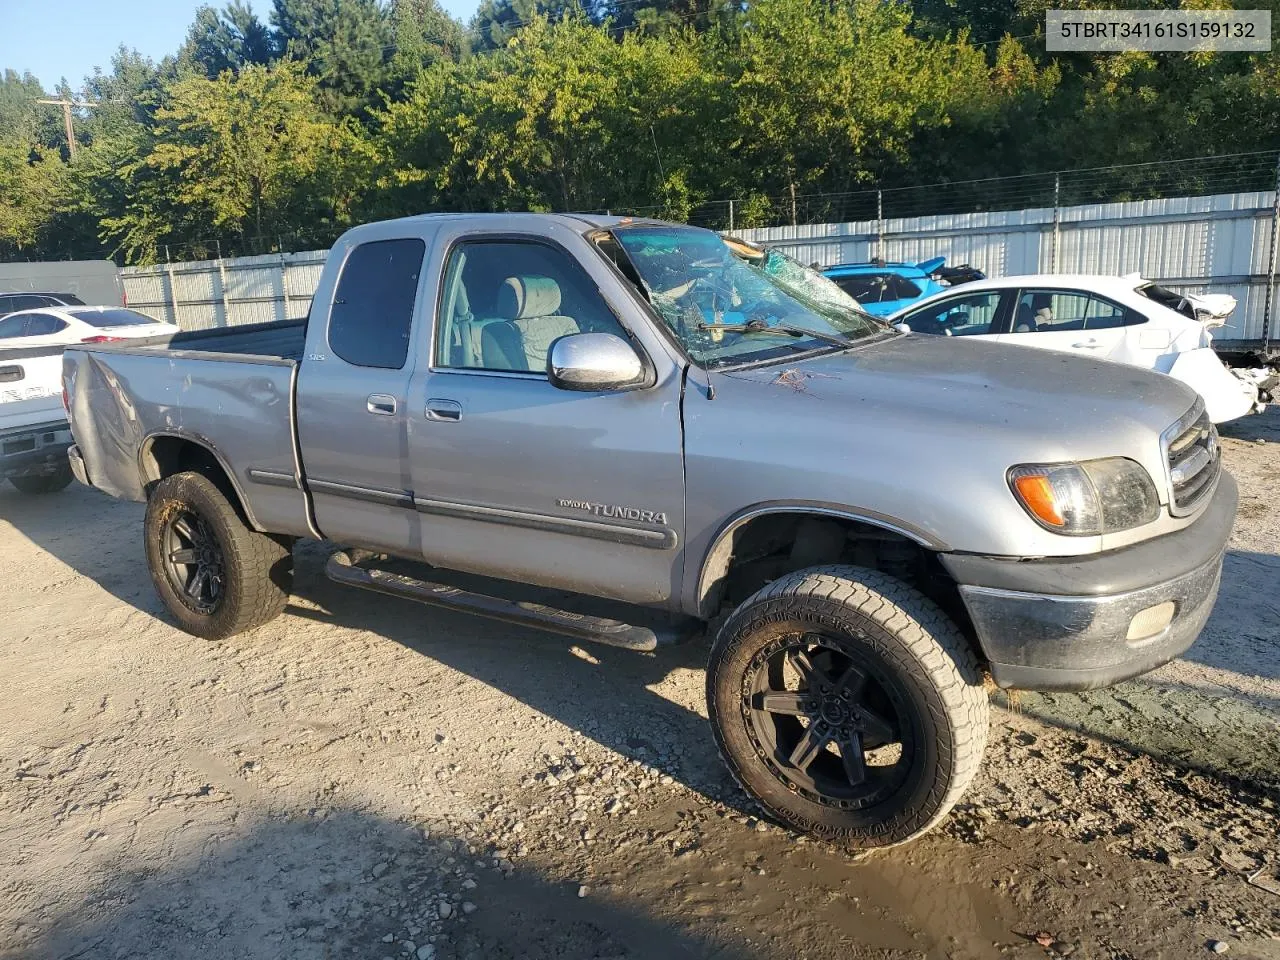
[697,318,850,349]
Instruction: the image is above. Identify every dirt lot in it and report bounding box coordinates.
[2,413,1278,960]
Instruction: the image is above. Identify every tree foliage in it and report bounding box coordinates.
[1,0,1277,264]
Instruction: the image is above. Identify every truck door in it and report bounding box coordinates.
[408,229,686,607]
[296,235,428,554]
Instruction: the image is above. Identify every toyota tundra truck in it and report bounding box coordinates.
[62,214,1236,847]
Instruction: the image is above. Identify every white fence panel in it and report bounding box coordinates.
[122,250,328,332]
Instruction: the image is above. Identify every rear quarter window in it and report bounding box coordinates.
[329,238,425,369]
[886,275,922,300]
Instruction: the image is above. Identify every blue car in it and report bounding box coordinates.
[823,257,984,317]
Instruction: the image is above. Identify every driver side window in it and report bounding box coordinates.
[902,291,1002,336]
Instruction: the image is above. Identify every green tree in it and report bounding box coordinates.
[389,0,467,80]
[0,141,69,257]
[713,0,990,222]
[104,61,357,261]
[470,0,583,51]
[182,1,278,78]
[374,17,717,216]
[272,0,393,114]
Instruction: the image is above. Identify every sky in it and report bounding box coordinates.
[0,0,480,93]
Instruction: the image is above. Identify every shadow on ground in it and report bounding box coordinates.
[14,808,751,960]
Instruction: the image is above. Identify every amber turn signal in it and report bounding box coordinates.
[1012,473,1065,527]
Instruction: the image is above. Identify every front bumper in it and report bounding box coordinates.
[0,420,73,479]
[941,472,1237,691]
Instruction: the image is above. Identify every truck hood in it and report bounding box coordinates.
[688,332,1203,557]
[717,333,1197,441]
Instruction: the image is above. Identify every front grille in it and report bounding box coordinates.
[1163,402,1220,516]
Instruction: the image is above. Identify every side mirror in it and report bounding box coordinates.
[547,332,646,392]
[893,322,911,333]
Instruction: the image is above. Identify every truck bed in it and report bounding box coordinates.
[62,319,313,538]
[134,318,307,361]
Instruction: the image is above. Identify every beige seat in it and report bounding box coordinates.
[481,275,580,372]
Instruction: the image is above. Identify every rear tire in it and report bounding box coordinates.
[144,471,292,639]
[10,464,73,494]
[707,565,988,848]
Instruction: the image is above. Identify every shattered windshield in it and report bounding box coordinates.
[610,225,885,368]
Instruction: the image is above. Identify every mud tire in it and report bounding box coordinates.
[144,471,291,640]
[707,565,989,848]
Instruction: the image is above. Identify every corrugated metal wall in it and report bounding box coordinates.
[738,190,1278,345]
[120,189,1279,345]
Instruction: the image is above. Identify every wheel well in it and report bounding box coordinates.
[699,511,979,651]
[141,436,243,514]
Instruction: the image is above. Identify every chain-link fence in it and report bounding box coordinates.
[597,150,1280,231]
[157,225,353,266]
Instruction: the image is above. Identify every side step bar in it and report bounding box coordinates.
[324,550,696,652]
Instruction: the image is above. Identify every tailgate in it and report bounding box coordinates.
[0,347,66,433]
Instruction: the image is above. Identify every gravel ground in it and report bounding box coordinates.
[1,411,1278,960]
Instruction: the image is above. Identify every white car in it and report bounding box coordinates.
[0,306,179,348]
[890,273,1263,423]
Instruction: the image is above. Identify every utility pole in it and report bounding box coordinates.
[35,98,98,159]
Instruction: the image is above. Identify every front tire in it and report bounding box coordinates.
[144,471,292,640]
[10,463,73,494]
[707,565,989,848]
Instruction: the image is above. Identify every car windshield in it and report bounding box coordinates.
[71,308,160,328]
[611,225,885,368]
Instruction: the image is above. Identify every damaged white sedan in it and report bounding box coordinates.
[890,274,1266,423]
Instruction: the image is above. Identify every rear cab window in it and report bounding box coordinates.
[328,238,426,369]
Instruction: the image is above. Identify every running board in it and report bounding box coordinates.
[324,549,694,652]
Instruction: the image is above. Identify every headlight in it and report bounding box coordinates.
[1008,458,1160,536]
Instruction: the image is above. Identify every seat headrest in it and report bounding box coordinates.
[497,275,562,320]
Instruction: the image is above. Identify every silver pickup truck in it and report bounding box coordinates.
[63,214,1236,847]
